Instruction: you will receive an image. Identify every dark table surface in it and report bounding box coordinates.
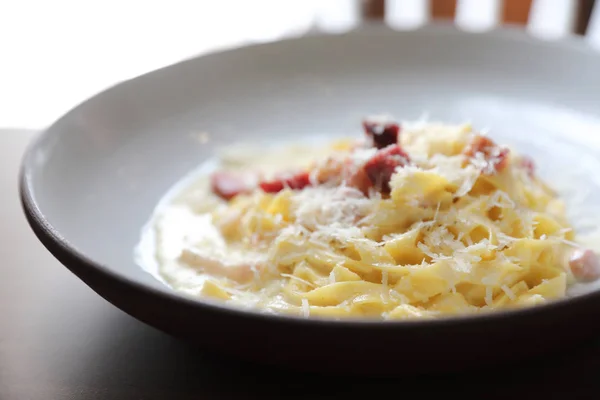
[3,129,600,400]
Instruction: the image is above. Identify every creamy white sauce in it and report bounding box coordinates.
[135,138,339,298]
[136,126,600,302]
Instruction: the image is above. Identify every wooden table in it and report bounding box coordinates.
[2,129,600,399]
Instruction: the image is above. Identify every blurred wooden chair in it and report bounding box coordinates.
[359,0,599,45]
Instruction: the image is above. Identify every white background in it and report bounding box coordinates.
[1,0,598,129]
[0,0,347,128]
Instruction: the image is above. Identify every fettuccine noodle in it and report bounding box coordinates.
[142,119,600,319]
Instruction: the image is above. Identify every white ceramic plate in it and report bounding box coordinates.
[21,25,600,373]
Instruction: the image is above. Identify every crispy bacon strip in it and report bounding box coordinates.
[259,171,311,193]
[212,143,412,199]
[463,134,509,175]
[212,119,410,200]
[347,167,372,195]
[210,171,255,200]
[363,144,410,194]
[211,170,312,200]
[362,119,401,149]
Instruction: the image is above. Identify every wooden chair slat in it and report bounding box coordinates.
[431,0,458,19]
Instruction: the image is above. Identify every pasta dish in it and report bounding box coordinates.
[138,118,600,319]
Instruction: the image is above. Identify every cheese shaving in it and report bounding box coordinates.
[143,121,585,320]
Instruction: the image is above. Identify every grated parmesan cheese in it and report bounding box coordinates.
[381,271,389,303]
[501,284,516,300]
[560,238,582,248]
[485,286,493,306]
[143,120,587,320]
[280,273,316,288]
[488,190,515,209]
[302,298,310,318]
[292,186,372,229]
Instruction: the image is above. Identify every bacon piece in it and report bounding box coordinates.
[312,157,348,185]
[211,171,255,200]
[348,167,372,195]
[307,156,371,194]
[363,144,410,193]
[212,169,314,199]
[362,119,401,149]
[463,134,509,175]
[259,171,311,193]
[569,248,600,282]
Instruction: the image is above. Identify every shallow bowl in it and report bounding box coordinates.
[20,25,600,373]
